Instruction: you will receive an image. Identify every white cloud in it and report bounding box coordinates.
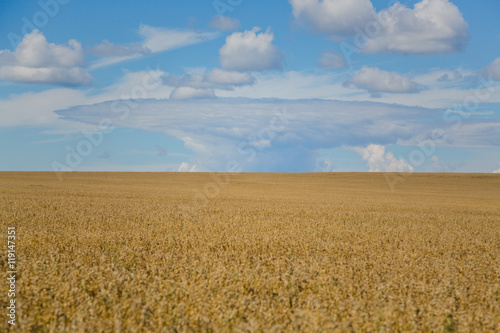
[177,162,197,172]
[87,40,151,57]
[483,58,500,81]
[364,0,469,55]
[209,16,241,31]
[317,51,347,68]
[344,66,419,93]
[90,25,219,69]
[219,27,284,71]
[354,144,414,172]
[289,0,375,37]
[170,87,215,100]
[0,30,91,86]
[0,31,85,68]
[290,0,468,55]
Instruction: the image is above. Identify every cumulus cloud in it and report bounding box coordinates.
[289,0,375,37]
[290,0,468,55]
[177,162,197,172]
[482,58,500,81]
[163,68,255,91]
[344,66,419,93]
[0,30,91,86]
[354,144,414,172]
[317,51,347,68]
[209,16,241,31]
[219,27,284,71]
[87,40,151,57]
[363,0,469,55]
[90,25,219,69]
[169,87,215,100]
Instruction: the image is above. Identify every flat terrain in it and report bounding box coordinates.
[0,172,499,332]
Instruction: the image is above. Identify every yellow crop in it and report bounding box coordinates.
[0,172,499,332]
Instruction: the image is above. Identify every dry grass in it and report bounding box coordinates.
[0,172,499,332]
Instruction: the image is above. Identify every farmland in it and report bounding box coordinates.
[0,172,499,332]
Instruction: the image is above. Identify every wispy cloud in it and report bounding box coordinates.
[87,40,151,57]
[90,25,219,70]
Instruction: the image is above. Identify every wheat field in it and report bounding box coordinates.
[0,172,499,332]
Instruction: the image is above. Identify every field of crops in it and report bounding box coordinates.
[0,172,499,332]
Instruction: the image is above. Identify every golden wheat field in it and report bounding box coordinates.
[0,172,499,332]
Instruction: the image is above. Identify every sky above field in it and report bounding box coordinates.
[1,0,500,173]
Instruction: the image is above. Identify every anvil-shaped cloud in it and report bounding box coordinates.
[56,98,500,172]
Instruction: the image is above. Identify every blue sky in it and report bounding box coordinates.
[1,0,500,173]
